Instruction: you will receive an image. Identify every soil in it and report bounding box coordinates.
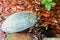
[0,0,60,40]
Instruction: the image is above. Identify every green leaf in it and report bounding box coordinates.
[6,34,12,40]
[45,3,51,11]
[41,0,47,4]
[50,2,56,7]
[47,0,53,2]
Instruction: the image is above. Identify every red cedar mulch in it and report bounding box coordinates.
[0,0,60,40]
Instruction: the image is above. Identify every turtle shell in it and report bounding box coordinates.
[1,11,40,34]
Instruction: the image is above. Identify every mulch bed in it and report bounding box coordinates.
[0,0,60,40]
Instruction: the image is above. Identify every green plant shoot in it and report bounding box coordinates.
[41,0,56,11]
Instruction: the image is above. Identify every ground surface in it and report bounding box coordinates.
[0,0,60,40]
